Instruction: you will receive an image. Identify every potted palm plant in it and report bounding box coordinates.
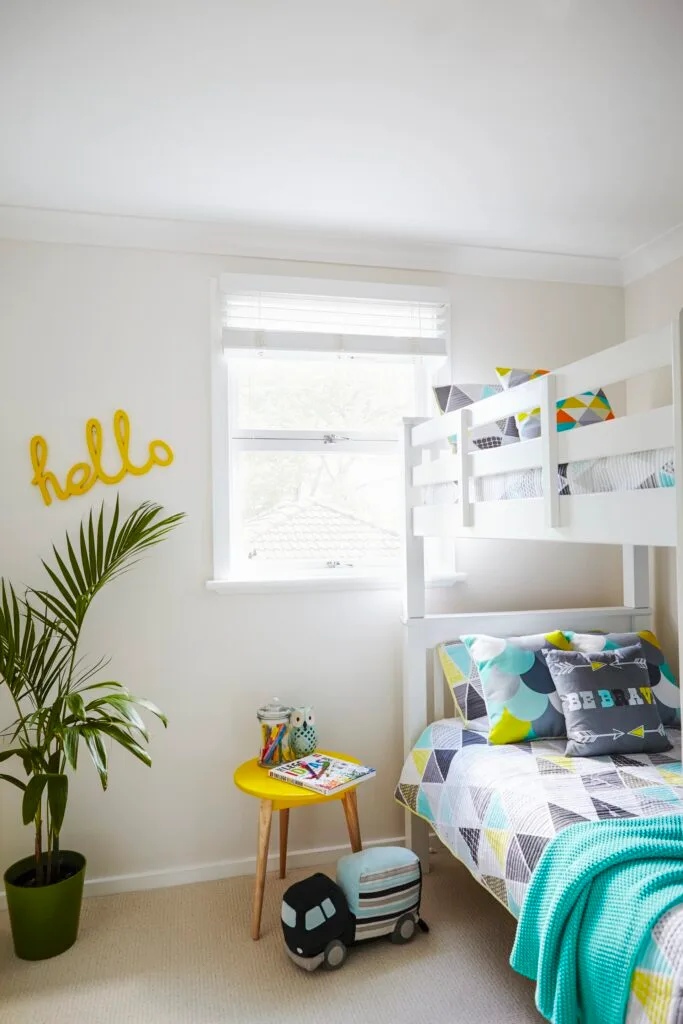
[0,498,183,960]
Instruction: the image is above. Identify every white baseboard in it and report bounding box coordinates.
[0,835,404,909]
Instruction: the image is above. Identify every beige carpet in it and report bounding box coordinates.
[0,850,541,1024]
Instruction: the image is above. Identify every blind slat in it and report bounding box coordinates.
[222,289,448,352]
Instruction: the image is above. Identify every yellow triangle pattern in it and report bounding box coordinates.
[658,769,683,786]
[484,828,510,871]
[543,755,577,772]
[629,725,645,738]
[561,396,586,409]
[631,969,672,1024]
[591,661,606,671]
[411,748,431,776]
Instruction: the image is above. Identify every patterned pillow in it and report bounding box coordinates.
[433,382,519,452]
[495,367,615,441]
[437,642,489,732]
[545,644,672,757]
[461,631,570,744]
[564,630,680,727]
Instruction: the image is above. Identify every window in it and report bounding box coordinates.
[281,901,297,928]
[305,905,326,931]
[321,898,336,919]
[211,275,450,586]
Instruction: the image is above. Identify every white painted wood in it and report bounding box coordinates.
[471,438,543,477]
[209,278,233,580]
[622,546,650,608]
[554,326,672,398]
[412,324,674,451]
[456,408,473,527]
[558,405,672,462]
[432,646,445,723]
[672,312,683,694]
[403,620,430,870]
[413,405,674,488]
[233,436,396,454]
[401,418,426,619]
[413,489,677,546]
[417,406,673,483]
[413,453,459,487]
[539,374,559,528]
[222,329,446,357]
[419,606,651,650]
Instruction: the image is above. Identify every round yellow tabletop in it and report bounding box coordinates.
[234,751,361,810]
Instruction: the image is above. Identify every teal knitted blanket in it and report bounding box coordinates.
[510,814,683,1024]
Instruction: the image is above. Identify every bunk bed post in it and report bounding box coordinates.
[403,621,430,872]
[400,417,430,870]
[672,310,683,699]
[400,417,426,620]
[622,545,651,631]
[540,373,559,528]
[456,407,473,527]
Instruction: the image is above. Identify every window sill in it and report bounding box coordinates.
[205,573,467,595]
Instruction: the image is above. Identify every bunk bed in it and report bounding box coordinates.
[397,314,683,1024]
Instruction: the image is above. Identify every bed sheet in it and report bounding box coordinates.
[396,719,683,1024]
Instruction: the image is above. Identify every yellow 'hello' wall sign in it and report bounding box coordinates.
[30,409,174,506]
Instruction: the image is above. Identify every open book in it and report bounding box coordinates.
[268,753,376,795]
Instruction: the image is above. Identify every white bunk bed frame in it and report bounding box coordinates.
[400,312,683,868]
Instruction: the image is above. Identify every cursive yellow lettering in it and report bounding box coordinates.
[30,410,174,506]
[86,417,126,486]
[65,462,95,497]
[30,436,69,507]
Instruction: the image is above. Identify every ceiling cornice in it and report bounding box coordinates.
[621,222,683,286]
[0,205,625,287]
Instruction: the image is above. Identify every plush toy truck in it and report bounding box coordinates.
[281,847,427,971]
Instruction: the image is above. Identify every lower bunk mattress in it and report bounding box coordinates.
[396,720,683,1024]
[426,446,674,504]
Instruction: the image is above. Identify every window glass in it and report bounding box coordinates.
[321,898,336,919]
[281,902,297,928]
[237,452,400,565]
[305,906,326,931]
[233,354,417,432]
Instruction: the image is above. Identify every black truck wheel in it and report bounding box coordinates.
[323,939,348,970]
[391,913,417,944]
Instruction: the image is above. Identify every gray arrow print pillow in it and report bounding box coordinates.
[544,644,672,757]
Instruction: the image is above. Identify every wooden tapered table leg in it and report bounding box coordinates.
[341,789,362,853]
[251,798,273,940]
[279,808,289,879]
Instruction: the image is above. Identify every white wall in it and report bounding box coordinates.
[625,257,683,666]
[0,238,624,892]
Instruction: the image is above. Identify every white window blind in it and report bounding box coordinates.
[221,282,449,357]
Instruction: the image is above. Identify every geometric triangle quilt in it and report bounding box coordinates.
[395,717,683,1023]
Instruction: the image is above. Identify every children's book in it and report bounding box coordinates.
[268,753,376,795]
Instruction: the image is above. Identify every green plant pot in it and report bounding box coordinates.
[4,850,86,960]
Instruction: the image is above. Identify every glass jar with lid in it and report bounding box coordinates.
[257,698,291,767]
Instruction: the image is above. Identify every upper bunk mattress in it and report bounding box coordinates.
[396,719,683,1024]
[426,446,674,504]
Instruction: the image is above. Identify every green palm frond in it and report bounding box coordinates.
[0,496,183,885]
[31,498,184,641]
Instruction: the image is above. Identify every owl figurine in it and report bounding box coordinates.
[288,707,317,758]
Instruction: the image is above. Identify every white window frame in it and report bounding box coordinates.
[208,275,461,593]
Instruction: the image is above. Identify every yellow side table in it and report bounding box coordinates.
[234,751,364,940]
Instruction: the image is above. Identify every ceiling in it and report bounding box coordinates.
[1,0,682,261]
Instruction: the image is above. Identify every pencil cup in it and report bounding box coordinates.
[257,699,292,767]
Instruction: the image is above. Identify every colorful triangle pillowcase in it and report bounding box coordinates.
[441,628,680,747]
[432,382,519,452]
[495,367,615,441]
